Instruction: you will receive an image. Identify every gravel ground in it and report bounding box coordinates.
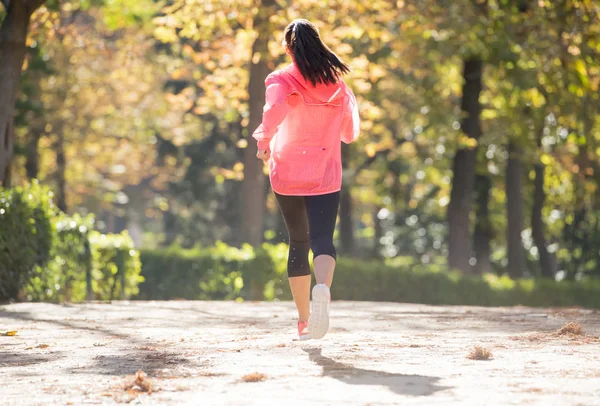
[1,300,600,405]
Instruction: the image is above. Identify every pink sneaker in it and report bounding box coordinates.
[298,320,310,340]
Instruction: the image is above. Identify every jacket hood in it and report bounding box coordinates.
[282,64,345,105]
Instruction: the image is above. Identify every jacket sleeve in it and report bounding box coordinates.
[252,73,290,150]
[341,86,360,144]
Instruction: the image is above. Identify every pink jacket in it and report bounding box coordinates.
[252,64,360,196]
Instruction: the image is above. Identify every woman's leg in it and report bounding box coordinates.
[305,191,340,339]
[274,193,311,323]
[305,191,340,287]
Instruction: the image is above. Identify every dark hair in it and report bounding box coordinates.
[283,19,350,86]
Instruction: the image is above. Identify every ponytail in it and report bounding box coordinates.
[284,19,350,86]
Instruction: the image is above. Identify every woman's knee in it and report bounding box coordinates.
[288,240,311,277]
[310,235,337,260]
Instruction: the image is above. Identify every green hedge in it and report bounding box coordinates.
[25,219,144,302]
[138,242,290,301]
[138,243,600,308]
[0,182,143,303]
[87,231,143,301]
[0,182,54,301]
[332,260,600,308]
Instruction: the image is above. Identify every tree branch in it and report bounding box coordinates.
[24,0,46,14]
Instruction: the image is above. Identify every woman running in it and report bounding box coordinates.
[253,19,360,340]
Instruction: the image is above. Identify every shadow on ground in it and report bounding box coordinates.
[0,351,63,368]
[67,351,199,376]
[303,348,450,396]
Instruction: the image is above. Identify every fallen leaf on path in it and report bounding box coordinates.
[123,369,154,394]
[467,346,493,360]
[556,322,583,336]
[240,372,267,383]
[4,331,17,336]
[37,344,50,349]
[25,347,33,350]
[511,321,597,343]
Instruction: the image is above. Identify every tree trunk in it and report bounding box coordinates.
[372,205,383,259]
[447,58,483,273]
[532,163,557,279]
[25,129,41,180]
[162,209,178,247]
[239,0,276,247]
[55,130,67,212]
[339,143,355,254]
[531,128,557,278]
[0,0,33,186]
[506,141,525,278]
[473,173,493,274]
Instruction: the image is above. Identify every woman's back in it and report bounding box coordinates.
[252,19,360,196]
[272,64,353,147]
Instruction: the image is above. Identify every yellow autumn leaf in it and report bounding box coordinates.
[457,135,478,149]
[481,109,498,120]
[369,65,387,82]
[540,154,552,166]
[5,331,17,336]
[365,144,377,157]
[233,162,244,172]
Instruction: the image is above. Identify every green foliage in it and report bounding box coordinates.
[102,0,162,30]
[138,243,600,309]
[333,260,600,308]
[23,212,143,302]
[0,182,54,301]
[88,230,143,300]
[0,183,145,303]
[25,213,94,302]
[138,242,290,301]
[26,227,143,302]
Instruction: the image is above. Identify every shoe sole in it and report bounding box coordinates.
[309,284,330,340]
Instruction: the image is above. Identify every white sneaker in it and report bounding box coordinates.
[308,284,331,339]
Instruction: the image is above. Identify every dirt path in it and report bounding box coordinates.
[1,301,600,405]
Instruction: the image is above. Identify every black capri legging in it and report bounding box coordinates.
[275,191,340,278]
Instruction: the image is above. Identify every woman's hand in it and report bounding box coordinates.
[256,149,271,162]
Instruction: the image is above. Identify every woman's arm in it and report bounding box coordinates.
[341,86,360,144]
[252,74,291,151]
